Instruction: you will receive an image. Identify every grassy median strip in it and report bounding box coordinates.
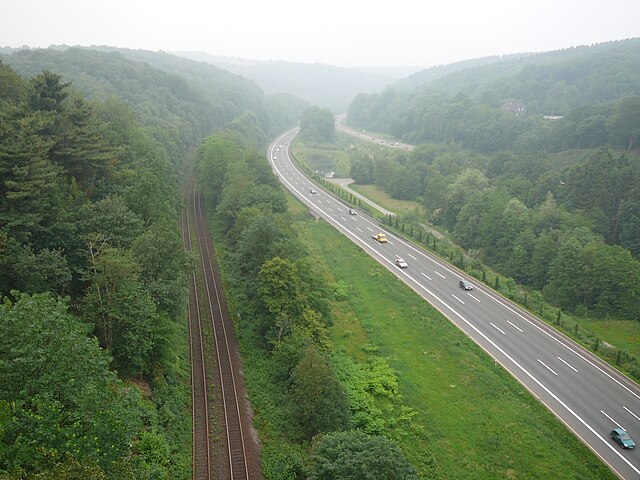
[299,213,615,479]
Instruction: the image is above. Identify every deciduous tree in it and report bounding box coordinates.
[309,430,418,480]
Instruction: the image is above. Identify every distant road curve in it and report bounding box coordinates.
[335,114,414,151]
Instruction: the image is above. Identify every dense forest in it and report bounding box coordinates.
[391,39,640,110]
[1,46,306,156]
[0,58,192,478]
[348,39,640,153]
[346,39,640,320]
[0,46,305,479]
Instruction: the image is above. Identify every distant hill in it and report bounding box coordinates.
[391,53,535,91]
[1,46,306,154]
[346,38,640,151]
[176,51,418,112]
[388,39,640,112]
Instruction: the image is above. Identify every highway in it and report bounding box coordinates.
[269,128,640,479]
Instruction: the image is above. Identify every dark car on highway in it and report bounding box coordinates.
[610,428,635,449]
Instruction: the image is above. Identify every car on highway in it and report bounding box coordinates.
[310,188,317,194]
[395,258,408,268]
[348,208,357,215]
[372,233,388,243]
[459,279,474,290]
[610,428,635,449]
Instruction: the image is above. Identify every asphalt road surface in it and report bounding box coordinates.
[269,129,640,479]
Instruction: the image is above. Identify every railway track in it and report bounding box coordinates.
[182,185,212,480]
[183,181,252,480]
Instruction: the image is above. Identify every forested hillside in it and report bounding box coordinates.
[0,45,303,478]
[348,39,640,152]
[1,47,306,157]
[344,39,640,321]
[392,39,640,111]
[0,58,194,478]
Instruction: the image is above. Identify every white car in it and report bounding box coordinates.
[310,188,317,194]
[348,208,357,215]
[395,258,408,268]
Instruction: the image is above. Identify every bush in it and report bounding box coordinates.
[308,430,419,480]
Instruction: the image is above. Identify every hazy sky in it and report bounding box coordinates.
[2,0,639,67]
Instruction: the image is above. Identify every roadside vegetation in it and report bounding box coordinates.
[195,114,616,478]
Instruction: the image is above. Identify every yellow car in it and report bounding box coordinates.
[372,233,388,243]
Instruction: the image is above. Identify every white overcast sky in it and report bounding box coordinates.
[1,0,639,67]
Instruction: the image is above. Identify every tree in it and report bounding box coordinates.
[300,107,336,143]
[82,242,169,376]
[385,165,422,200]
[586,242,640,319]
[0,60,28,106]
[259,257,305,341]
[78,195,144,249]
[607,96,640,150]
[235,215,289,278]
[308,430,419,480]
[0,108,59,239]
[444,168,489,228]
[350,153,374,184]
[0,293,144,475]
[195,134,244,207]
[544,235,586,310]
[618,200,640,257]
[530,229,558,288]
[373,157,395,190]
[216,159,255,232]
[48,98,113,195]
[29,71,69,112]
[0,230,71,296]
[493,198,533,276]
[131,221,189,317]
[289,346,351,441]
